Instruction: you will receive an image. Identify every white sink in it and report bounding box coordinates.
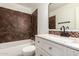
[51,35,75,43]
[57,37,74,43]
[59,37,79,44]
[52,35,77,43]
[66,37,79,43]
[41,34,79,44]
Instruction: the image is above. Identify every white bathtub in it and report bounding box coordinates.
[0,39,34,56]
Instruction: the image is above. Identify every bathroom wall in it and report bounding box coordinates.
[0,7,32,43]
[0,3,33,14]
[38,3,49,34]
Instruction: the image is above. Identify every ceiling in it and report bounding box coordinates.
[18,3,38,8]
[18,3,68,13]
[18,3,38,12]
[49,3,68,13]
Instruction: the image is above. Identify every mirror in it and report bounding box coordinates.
[48,3,79,31]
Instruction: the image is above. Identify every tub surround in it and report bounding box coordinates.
[0,7,37,43]
[31,9,37,40]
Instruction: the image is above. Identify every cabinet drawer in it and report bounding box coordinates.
[35,47,49,56]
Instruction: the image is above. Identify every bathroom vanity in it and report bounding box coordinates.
[35,34,79,56]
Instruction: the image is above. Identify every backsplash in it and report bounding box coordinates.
[49,31,79,38]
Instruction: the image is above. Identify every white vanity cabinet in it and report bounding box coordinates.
[35,35,79,56]
[35,47,49,56]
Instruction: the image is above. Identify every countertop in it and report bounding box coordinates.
[36,34,79,51]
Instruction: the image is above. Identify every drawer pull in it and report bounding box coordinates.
[38,41,40,43]
[49,47,52,50]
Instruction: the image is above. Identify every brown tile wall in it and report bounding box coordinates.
[49,31,79,38]
[0,7,33,43]
[31,9,37,40]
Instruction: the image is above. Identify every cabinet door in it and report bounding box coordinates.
[66,47,75,56]
[35,47,49,56]
[72,50,79,56]
[50,43,76,56]
[50,43,68,56]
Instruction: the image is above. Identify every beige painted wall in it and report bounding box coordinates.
[0,3,33,14]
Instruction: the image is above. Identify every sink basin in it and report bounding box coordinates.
[45,34,79,44]
[63,37,79,44]
[50,35,75,43]
[71,38,79,43]
[58,37,74,43]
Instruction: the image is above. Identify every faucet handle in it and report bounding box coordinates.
[60,27,62,30]
[66,26,69,30]
[60,26,65,30]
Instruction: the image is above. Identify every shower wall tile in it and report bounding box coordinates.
[31,9,37,40]
[0,7,32,43]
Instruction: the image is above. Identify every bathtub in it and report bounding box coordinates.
[0,39,34,56]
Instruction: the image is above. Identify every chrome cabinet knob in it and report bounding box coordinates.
[40,54,43,56]
[49,47,52,50]
[38,41,40,43]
